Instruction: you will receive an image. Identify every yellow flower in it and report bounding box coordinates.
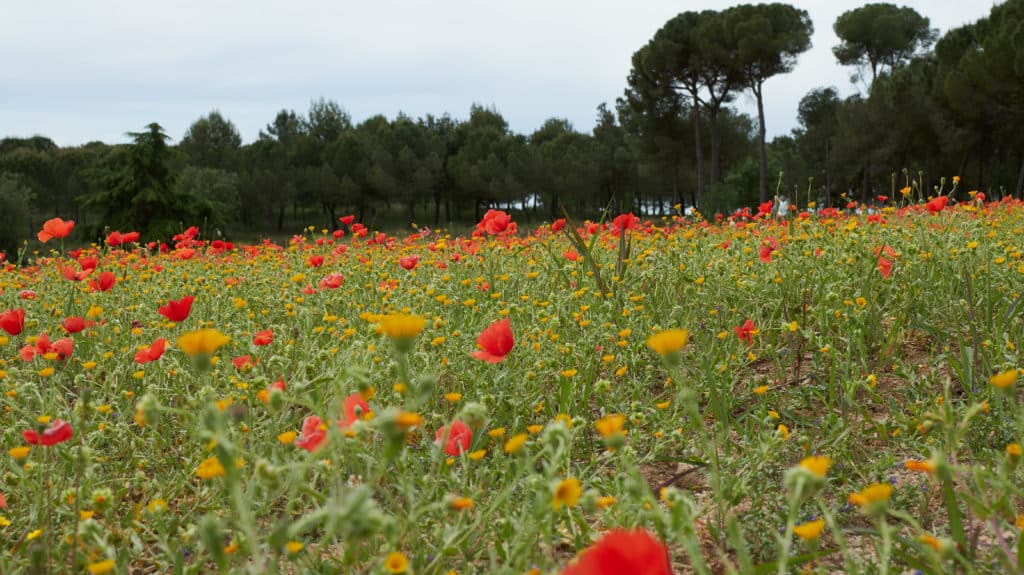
[753,385,769,395]
[195,456,226,480]
[503,433,528,454]
[554,413,573,428]
[385,551,409,574]
[38,367,55,378]
[487,427,506,438]
[444,392,462,403]
[277,431,298,444]
[86,560,116,574]
[1008,443,1022,457]
[552,477,582,510]
[468,449,486,461]
[450,497,475,511]
[396,412,423,429]
[905,460,935,474]
[595,414,625,438]
[0,516,9,527]
[793,518,825,541]
[990,369,1018,389]
[176,329,230,356]
[286,541,304,554]
[848,483,893,507]
[560,369,577,378]
[596,495,616,508]
[147,499,167,514]
[799,455,831,478]
[377,314,425,340]
[26,529,42,541]
[646,329,690,356]
[777,424,790,440]
[527,424,543,434]
[8,446,30,460]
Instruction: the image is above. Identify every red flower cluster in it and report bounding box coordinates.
[23,419,74,446]
[20,333,74,361]
[105,230,140,246]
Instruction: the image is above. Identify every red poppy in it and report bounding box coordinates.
[563,250,580,262]
[341,392,370,427]
[477,210,515,236]
[878,257,893,278]
[0,308,25,336]
[77,256,98,271]
[253,329,273,346]
[158,296,194,323]
[22,419,74,446]
[106,230,140,246]
[875,245,896,279]
[757,201,773,216]
[925,196,949,214]
[63,317,87,334]
[435,420,473,456]
[319,273,344,289]
[610,213,640,236]
[758,237,779,264]
[19,290,36,300]
[551,219,566,232]
[340,215,356,226]
[61,266,93,282]
[232,355,255,371]
[735,319,756,345]
[471,318,514,363]
[560,529,671,575]
[134,338,167,364]
[51,337,74,359]
[37,218,75,243]
[295,415,328,451]
[399,255,420,270]
[308,255,325,268]
[0,492,5,509]
[89,271,116,293]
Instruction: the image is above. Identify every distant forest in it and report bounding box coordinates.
[2,1,1022,255]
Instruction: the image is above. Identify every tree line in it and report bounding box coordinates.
[1,1,1022,255]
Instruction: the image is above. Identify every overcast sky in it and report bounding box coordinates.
[0,1,1001,147]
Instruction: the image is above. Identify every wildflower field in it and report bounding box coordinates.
[2,189,1024,574]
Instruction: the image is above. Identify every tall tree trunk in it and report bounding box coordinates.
[709,107,722,185]
[692,102,704,208]
[861,160,870,204]
[755,82,769,204]
[1016,153,1024,199]
[824,139,832,208]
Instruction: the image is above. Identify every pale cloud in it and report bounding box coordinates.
[0,1,1000,146]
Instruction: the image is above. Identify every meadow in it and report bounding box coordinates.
[1,186,1023,574]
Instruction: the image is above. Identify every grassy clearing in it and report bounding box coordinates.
[0,194,1022,574]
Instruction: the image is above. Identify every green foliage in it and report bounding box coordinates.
[833,3,937,83]
[84,123,219,240]
[180,110,242,169]
[0,173,34,258]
